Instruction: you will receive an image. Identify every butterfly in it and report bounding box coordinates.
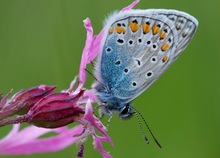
[92,9,198,120]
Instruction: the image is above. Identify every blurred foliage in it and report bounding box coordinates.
[0,0,219,158]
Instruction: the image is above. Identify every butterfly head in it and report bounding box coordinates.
[98,101,134,119]
[93,82,135,119]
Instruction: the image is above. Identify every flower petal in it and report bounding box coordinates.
[76,18,94,92]
[121,0,139,12]
[0,125,85,155]
[93,135,112,158]
[83,99,113,158]
[88,29,105,63]
[84,89,97,103]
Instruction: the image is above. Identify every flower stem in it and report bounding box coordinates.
[0,115,29,127]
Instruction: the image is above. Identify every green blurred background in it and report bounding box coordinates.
[0,0,219,157]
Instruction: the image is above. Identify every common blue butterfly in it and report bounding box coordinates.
[93,9,198,120]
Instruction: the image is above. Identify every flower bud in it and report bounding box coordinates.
[0,85,55,120]
[27,89,85,128]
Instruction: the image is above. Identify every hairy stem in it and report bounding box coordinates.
[0,115,29,127]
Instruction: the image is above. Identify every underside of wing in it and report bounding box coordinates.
[95,9,198,102]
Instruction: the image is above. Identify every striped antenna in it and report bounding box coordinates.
[132,107,162,148]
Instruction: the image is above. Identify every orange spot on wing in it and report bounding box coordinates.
[162,55,169,62]
[160,32,166,39]
[176,25,181,30]
[142,23,151,34]
[116,25,126,34]
[109,27,114,34]
[152,25,160,35]
[161,43,169,51]
[129,21,139,32]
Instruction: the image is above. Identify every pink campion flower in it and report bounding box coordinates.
[0,83,113,157]
[0,0,140,157]
[0,124,85,155]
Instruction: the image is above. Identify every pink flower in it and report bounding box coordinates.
[0,98,113,157]
[0,1,140,157]
[0,124,85,155]
[0,84,113,157]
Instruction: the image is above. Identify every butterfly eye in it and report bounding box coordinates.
[120,104,131,115]
[120,106,129,115]
[118,103,134,119]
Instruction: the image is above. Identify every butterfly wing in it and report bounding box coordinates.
[95,9,198,103]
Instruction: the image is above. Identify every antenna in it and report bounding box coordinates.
[134,111,150,144]
[85,60,99,81]
[90,61,95,67]
[85,68,98,81]
[132,107,162,148]
[85,67,106,88]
